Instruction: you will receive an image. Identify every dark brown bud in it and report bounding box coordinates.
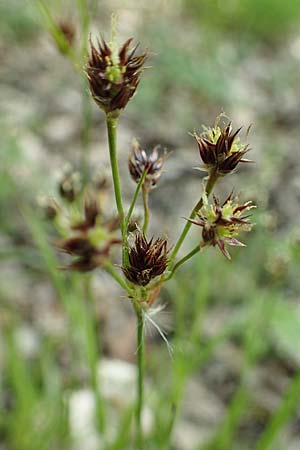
[127,216,141,233]
[194,122,253,176]
[122,231,168,286]
[128,141,166,190]
[202,223,216,243]
[86,37,147,116]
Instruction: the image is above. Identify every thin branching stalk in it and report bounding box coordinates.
[166,245,200,280]
[80,79,93,181]
[125,169,148,231]
[76,0,90,58]
[135,307,145,449]
[142,185,150,234]
[169,170,219,264]
[123,169,148,269]
[104,261,132,295]
[37,0,78,66]
[106,117,126,251]
[106,117,125,230]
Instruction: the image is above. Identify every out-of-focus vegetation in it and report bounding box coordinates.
[185,0,300,44]
[0,1,38,42]
[1,1,300,449]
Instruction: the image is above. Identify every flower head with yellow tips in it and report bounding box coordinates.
[188,191,255,259]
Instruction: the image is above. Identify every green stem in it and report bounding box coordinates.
[169,170,218,265]
[104,261,132,295]
[142,185,149,235]
[125,170,147,231]
[81,78,92,181]
[166,245,200,280]
[76,0,90,58]
[135,308,145,449]
[37,0,78,65]
[106,117,126,240]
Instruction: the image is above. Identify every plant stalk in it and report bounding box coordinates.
[135,308,145,449]
[106,116,127,265]
[142,185,149,235]
[104,261,132,295]
[166,245,200,280]
[125,169,148,231]
[169,170,218,264]
[81,78,92,181]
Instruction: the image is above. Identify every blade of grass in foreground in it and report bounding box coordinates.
[107,405,135,450]
[152,258,211,449]
[196,293,271,450]
[23,208,106,433]
[36,0,78,65]
[253,374,300,450]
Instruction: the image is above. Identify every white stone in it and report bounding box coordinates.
[69,389,101,450]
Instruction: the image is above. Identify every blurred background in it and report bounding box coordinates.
[1,1,300,449]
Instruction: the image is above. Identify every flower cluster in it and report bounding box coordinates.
[42,167,121,271]
[194,122,252,175]
[86,37,147,116]
[57,187,121,271]
[41,23,259,449]
[128,140,167,190]
[188,192,255,259]
[45,23,256,311]
[122,231,168,286]
[57,235,120,272]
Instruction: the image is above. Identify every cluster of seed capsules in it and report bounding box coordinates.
[46,33,255,292]
[40,166,124,271]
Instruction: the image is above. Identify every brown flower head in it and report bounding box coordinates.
[122,231,168,286]
[188,192,255,259]
[86,36,147,116]
[128,140,166,190]
[194,121,252,175]
[57,235,120,272]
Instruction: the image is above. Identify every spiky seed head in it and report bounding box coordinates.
[86,37,147,116]
[188,193,255,259]
[57,235,121,272]
[128,140,166,190]
[194,121,253,176]
[122,230,168,286]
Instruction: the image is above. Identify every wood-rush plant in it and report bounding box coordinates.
[45,21,255,450]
